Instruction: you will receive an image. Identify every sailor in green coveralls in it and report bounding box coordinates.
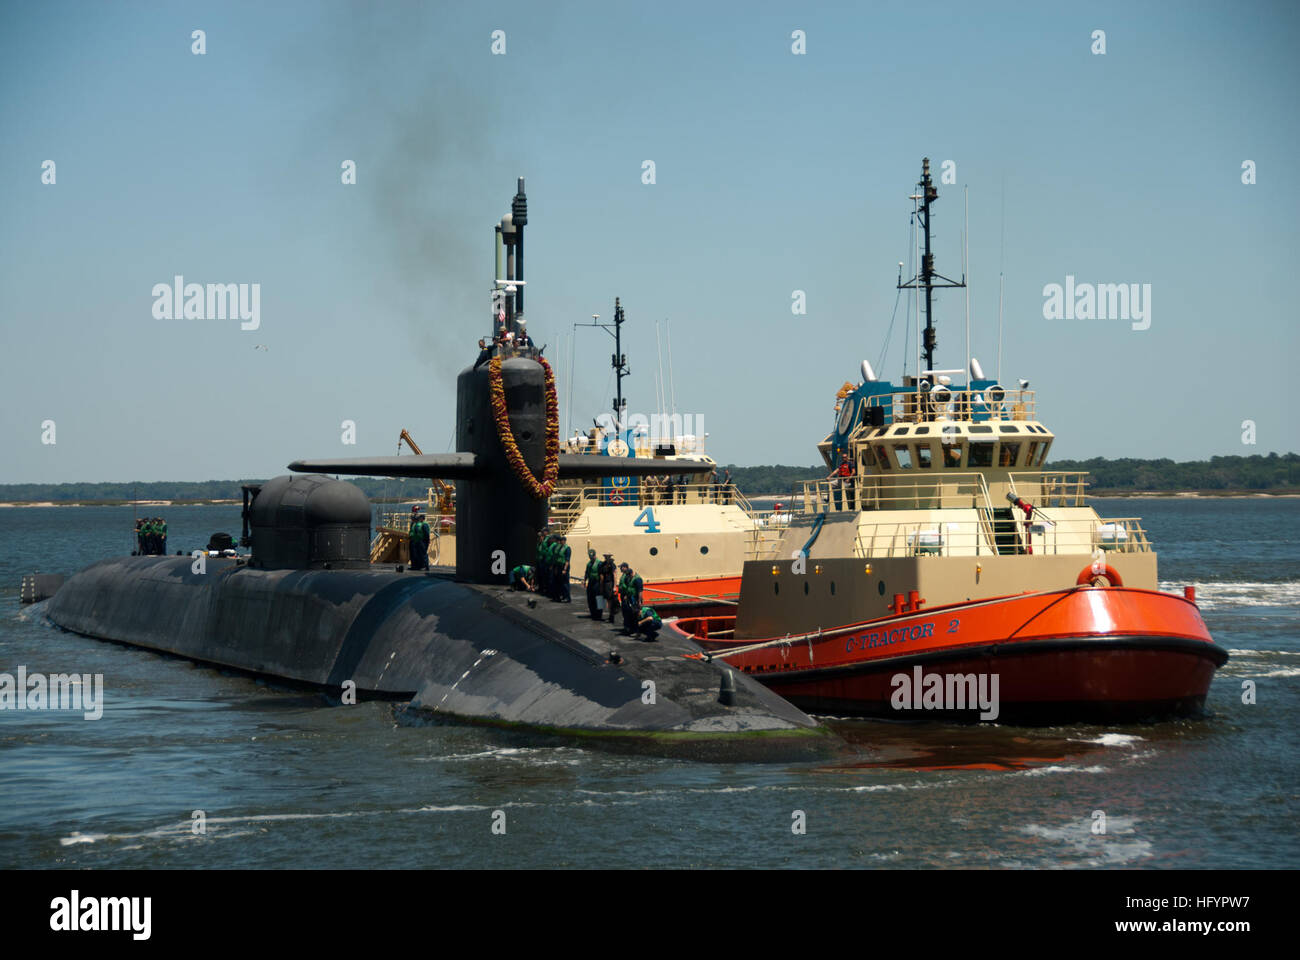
[636,605,662,641]
[537,534,554,598]
[556,535,572,603]
[509,564,535,591]
[408,512,431,570]
[617,562,643,634]
[583,548,601,618]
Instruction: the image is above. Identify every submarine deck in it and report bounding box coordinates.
[387,563,820,740]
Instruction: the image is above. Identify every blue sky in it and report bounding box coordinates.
[2,0,1297,483]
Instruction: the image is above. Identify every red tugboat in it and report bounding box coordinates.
[670,160,1227,722]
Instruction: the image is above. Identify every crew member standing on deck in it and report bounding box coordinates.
[556,536,572,603]
[159,517,167,555]
[584,549,601,619]
[618,562,644,635]
[535,532,549,597]
[598,553,618,623]
[135,519,145,555]
[538,534,555,598]
[408,511,431,570]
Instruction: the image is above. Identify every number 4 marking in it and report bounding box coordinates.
[634,507,661,533]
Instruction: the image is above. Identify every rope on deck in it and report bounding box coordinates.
[686,626,834,662]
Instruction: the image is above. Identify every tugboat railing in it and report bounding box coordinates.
[852,516,1152,558]
[801,472,994,513]
[1007,471,1090,507]
[863,388,1037,425]
[547,482,764,537]
[800,470,1092,515]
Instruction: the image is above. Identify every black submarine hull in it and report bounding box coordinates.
[43,556,833,761]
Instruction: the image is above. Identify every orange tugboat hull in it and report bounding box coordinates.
[670,586,1228,722]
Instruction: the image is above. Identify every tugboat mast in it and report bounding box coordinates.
[612,298,628,427]
[574,296,631,429]
[898,157,966,377]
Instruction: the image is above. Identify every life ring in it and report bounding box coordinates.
[1077,564,1123,587]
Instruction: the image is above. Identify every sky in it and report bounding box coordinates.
[2,0,1298,484]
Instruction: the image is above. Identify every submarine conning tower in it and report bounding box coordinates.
[454,357,549,581]
[287,177,712,583]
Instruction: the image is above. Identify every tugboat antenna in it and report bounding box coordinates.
[574,297,630,429]
[898,157,966,377]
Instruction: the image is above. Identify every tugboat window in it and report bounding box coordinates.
[1035,443,1051,466]
[942,440,964,468]
[877,446,891,469]
[969,441,994,467]
[894,445,913,469]
[699,545,709,554]
[916,444,932,469]
[999,424,1020,433]
[894,426,910,436]
[998,442,1020,467]
[877,580,886,595]
[915,426,930,434]
[649,546,659,556]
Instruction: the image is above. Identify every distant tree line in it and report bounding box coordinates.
[1041,453,1300,493]
[2,454,1296,501]
[720,453,1300,495]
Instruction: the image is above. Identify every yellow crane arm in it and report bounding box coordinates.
[399,429,454,511]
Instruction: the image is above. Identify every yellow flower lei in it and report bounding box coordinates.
[488,355,560,499]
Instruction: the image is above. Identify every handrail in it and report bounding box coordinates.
[1007,471,1089,508]
[862,387,1037,424]
[852,516,1152,558]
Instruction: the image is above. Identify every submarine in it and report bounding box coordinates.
[34,180,833,762]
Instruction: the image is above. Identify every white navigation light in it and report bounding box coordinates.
[970,357,985,380]
[861,360,877,382]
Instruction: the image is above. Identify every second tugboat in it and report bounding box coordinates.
[671,159,1228,722]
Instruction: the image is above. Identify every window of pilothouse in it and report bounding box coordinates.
[968,441,994,468]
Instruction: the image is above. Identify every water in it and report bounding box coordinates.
[1,499,1296,869]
